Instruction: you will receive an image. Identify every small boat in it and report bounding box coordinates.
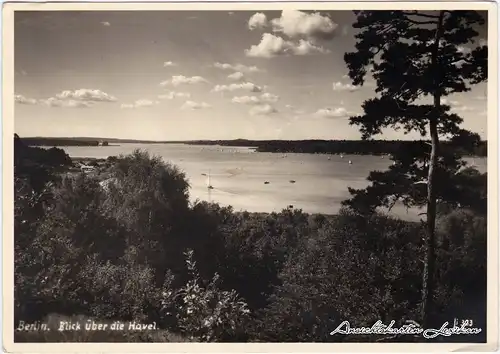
[327,156,331,160]
[264,181,270,184]
[348,160,352,164]
[207,171,214,189]
[340,154,344,159]
[289,180,296,183]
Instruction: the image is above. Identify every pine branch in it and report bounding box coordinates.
[375,23,397,36]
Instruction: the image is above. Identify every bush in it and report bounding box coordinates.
[162,250,250,342]
[79,251,164,322]
[433,209,487,339]
[254,211,424,342]
[102,149,191,286]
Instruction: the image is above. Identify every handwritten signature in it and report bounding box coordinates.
[330,319,482,339]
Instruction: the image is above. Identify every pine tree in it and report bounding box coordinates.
[343,10,487,326]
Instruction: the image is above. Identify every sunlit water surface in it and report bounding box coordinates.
[59,143,487,221]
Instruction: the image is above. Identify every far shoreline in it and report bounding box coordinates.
[22,136,487,156]
[36,142,486,158]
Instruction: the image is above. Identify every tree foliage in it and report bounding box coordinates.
[343,10,487,214]
[343,10,487,326]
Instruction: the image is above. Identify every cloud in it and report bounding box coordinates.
[232,96,261,105]
[293,39,330,55]
[42,98,92,108]
[101,21,111,26]
[15,94,37,105]
[315,107,352,118]
[228,72,245,81]
[181,100,211,110]
[451,105,474,112]
[231,92,280,105]
[213,62,262,73]
[440,98,473,112]
[212,82,263,93]
[120,99,160,109]
[158,91,191,100]
[270,10,338,40]
[248,12,268,30]
[249,104,278,116]
[260,92,279,103]
[440,98,460,106]
[39,89,116,108]
[284,104,304,115]
[332,82,360,92]
[54,89,117,102]
[160,75,208,87]
[163,61,178,67]
[245,33,328,58]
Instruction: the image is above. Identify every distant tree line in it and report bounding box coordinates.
[186,139,487,157]
[20,137,111,147]
[21,137,101,147]
[18,136,487,157]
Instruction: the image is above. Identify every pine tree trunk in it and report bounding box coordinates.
[421,110,439,327]
[421,10,445,328]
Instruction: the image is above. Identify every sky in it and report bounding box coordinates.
[14,10,488,140]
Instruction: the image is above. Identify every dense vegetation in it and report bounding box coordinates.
[252,139,486,156]
[14,135,487,343]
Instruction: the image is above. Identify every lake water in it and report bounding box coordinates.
[60,143,487,221]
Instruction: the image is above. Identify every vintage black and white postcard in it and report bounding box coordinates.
[2,1,498,352]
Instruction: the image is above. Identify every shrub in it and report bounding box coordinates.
[162,250,250,342]
[255,211,424,342]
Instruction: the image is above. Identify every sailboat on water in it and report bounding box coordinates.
[205,170,214,190]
